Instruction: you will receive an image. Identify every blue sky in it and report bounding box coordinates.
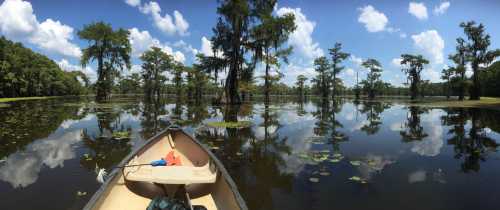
[1,0,500,87]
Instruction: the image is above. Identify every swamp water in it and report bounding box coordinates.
[0,97,500,210]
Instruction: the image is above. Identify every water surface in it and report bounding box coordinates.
[1,97,499,210]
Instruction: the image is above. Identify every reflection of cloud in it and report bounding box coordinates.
[409,170,426,183]
[358,154,395,180]
[351,120,369,131]
[390,122,403,131]
[0,130,82,188]
[277,116,316,174]
[411,110,444,156]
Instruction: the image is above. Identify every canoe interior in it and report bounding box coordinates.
[87,130,244,210]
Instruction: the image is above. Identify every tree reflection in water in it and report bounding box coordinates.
[442,108,499,172]
[360,101,391,135]
[400,106,428,142]
[80,103,132,170]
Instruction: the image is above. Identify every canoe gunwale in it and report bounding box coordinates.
[83,127,248,210]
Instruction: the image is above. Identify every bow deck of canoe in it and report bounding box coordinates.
[84,127,248,210]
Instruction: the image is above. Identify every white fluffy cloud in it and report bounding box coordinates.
[30,19,82,58]
[125,0,141,7]
[200,36,214,56]
[127,1,189,36]
[358,5,388,33]
[128,27,185,63]
[57,59,96,82]
[276,7,324,62]
[433,2,450,15]
[411,30,444,64]
[409,2,428,20]
[0,0,81,58]
[391,58,403,68]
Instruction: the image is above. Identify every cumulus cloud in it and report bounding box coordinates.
[409,2,428,20]
[433,2,450,15]
[128,27,185,63]
[391,58,403,68]
[0,130,82,188]
[408,170,427,183]
[200,36,214,56]
[351,55,364,67]
[125,0,141,7]
[276,7,324,62]
[344,68,355,77]
[57,59,97,82]
[127,1,189,36]
[358,5,388,33]
[411,30,444,64]
[0,0,81,58]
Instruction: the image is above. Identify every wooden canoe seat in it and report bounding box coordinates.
[123,158,217,185]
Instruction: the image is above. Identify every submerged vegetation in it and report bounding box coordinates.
[206,121,253,128]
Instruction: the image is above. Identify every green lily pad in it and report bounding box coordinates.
[349,176,361,181]
[309,177,320,183]
[350,160,361,166]
[319,172,331,176]
[206,121,252,128]
[76,191,87,196]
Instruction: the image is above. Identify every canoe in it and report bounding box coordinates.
[84,126,248,210]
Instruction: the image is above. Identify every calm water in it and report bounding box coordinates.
[1,97,500,210]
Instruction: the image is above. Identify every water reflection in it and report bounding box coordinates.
[0,130,82,188]
[442,108,499,172]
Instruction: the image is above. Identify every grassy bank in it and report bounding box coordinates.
[0,96,59,103]
[414,97,500,111]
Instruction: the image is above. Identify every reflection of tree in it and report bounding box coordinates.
[400,106,428,142]
[443,108,499,172]
[0,100,82,158]
[311,99,347,154]
[196,104,293,210]
[295,99,307,116]
[360,101,391,135]
[243,104,293,210]
[140,99,169,139]
[81,104,132,170]
[80,129,131,170]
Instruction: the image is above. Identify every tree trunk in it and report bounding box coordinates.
[410,77,418,100]
[225,66,240,104]
[264,55,270,103]
[470,63,480,100]
[96,56,107,101]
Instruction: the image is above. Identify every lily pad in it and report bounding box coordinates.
[76,191,87,196]
[319,172,331,176]
[349,176,367,184]
[206,121,252,128]
[112,131,131,140]
[309,177,320,183]
[350,160,361,166]
[83,154,92,161]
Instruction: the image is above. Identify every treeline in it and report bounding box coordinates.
[3,0,500,103]
[0,37,88,98]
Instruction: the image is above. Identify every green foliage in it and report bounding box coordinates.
[312,56,331,98]
[206,120,253,128]
[458,21,500,100]
[78,22,131,101]
[328,43,350,98]
[400,54,429,100]
[140,47,174,99]
[0,36,87,98]
[295,75,307,97]
[250,0,296,101]
[118,73,142,94]
[361,58,383,99]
